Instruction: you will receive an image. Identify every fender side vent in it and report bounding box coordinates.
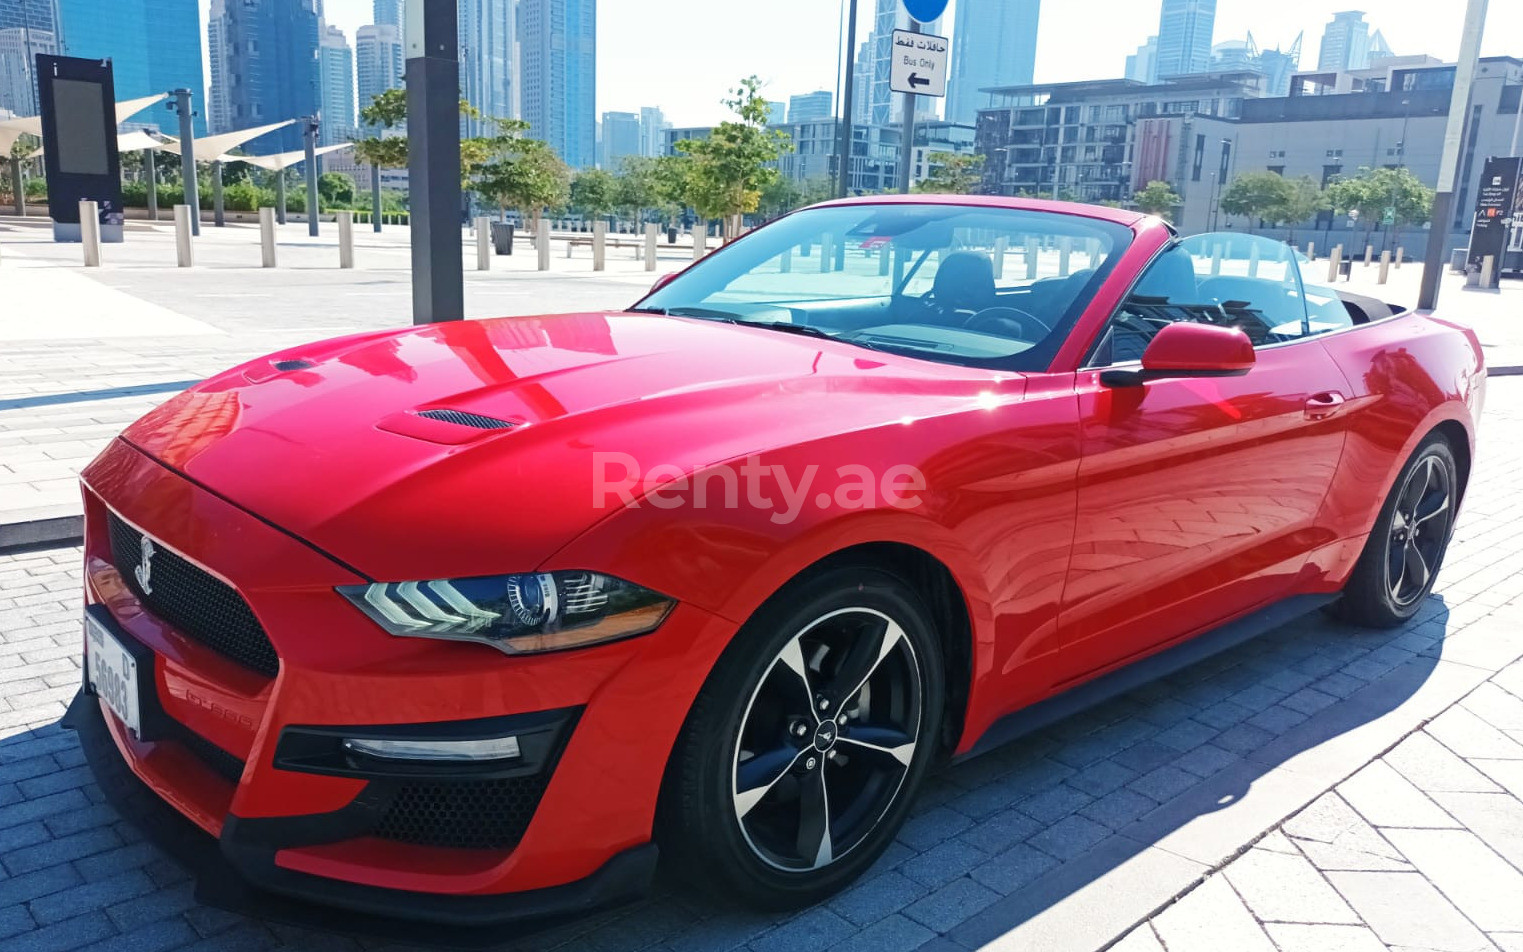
[415,408,517,430]
[272,359,314,371]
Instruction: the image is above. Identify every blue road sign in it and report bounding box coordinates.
[901,0,949,23]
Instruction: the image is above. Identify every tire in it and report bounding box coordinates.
[1331,434,1460,628]
[659,565,946,910]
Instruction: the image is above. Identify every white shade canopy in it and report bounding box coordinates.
[227,143,351,171]
[1,92,170,155]
[25,129,175,159]
[157,120,295,160]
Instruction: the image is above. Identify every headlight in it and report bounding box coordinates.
[337,571,674,655]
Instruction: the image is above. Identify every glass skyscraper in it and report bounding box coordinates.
[0,0,58,116]
[868,0,940,126]
[213,0,320,152]
[318,23,355,146]
[54,0,203,134]
[355,23,402,128]
[520,0,596,169]
[458,0,514,136]
[1155,0,1215,78]
[946,0,1039,126]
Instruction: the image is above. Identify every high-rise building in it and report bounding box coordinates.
[851,41,870,126]
[601,110,640,168]
[1155,0,1215,78]
[206,0,231,132]
[1317,11,1391,72]
[1126,35,1159,84]
[639,105,665,156]
[520,0,596,169]
[788,90,833,124]
[458,0,514,135]
[946,0,1038,126]
[765,100,786,126]
[0,24,54,117]
[867,0,941,126]
[373,0,404,32]
[1208,32,1303,97]
[213,0,321,151]
[54,0,203,135]
[355,23,402,126]
[318,23,355,145]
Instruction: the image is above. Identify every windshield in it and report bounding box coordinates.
[633,204,1133,371]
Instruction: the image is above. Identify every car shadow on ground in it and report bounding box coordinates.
[34,589,1460,951]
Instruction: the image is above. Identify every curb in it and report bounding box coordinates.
[1491,366,1523,377]
[0,514,84,553]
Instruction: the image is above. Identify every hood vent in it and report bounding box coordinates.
[272,359,315,371]
[415,408,517,430]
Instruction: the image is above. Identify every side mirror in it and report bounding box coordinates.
[650,272,678,294]
[1102,322,1254,387]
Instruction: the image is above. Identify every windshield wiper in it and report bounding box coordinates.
[727,320,838,341]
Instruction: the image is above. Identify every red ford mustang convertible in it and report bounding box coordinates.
[69,197,1484,924]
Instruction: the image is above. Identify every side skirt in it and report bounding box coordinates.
[957,593,1337,763]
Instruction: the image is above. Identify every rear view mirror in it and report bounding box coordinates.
[1102,322,1255,387]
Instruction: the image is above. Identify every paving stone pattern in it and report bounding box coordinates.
[0,381,1521,951]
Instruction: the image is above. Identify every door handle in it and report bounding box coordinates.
[1305,391,1346,420]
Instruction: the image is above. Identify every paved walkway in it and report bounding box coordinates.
[0,371,1520,949]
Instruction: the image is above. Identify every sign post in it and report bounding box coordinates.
[1466,155,1521,290]
[890,25,948,193]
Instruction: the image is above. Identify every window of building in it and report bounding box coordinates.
[1192,135,1206,182]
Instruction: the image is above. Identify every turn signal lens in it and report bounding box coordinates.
[337,571,674,655]
[342,735,522,763]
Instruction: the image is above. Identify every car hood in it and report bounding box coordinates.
[121,313,1016,580]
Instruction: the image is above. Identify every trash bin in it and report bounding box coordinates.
[667,226,678,245]
[490,222,514,255]
[1338,259,1352,280]
[1450,248,1468,273]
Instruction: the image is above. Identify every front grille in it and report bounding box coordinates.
[414,408,516,430]
[165,719,246,784]
[372,775,551,850]
[106,514,280,678]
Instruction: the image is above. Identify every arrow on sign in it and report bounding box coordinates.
[908,73,931,89]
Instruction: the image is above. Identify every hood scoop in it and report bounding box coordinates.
[375,407,522,445]
[414,408,517,430]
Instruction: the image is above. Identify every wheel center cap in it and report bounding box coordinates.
[813,720,838,753]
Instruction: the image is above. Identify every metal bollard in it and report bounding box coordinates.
[1306,241,1315,262]
[992,236,1007,279]
[1327,246,1342,283]
[537,218,550,271]
[693,223,707,261]
[1481,255,1496,289]
[1248,241,1260,278]
[1058,237,1072,276]
[338,211,355,269]
[1364,244,1374,266]
[1210,244,1223,276]
[781,248,793,273]
[1395,247,1404,269]
[1378,250,1390,285]
[819,234,834,273]
[879,246,892,276]
[1025,236,1039,279]
[79,200,102,267]
[475,216,491,271]
[172,204,194,267]
[259,208,277,268]
[593,220,607,271]
[645,223,658,272]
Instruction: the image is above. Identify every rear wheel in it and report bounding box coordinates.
[1332,435,1459,628]
[661,566,944,909]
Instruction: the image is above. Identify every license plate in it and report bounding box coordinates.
[86,613,142,737]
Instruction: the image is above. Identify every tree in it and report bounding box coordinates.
[676,76,794,239]
[352,87,488,189]
[473,119,571,226]
[1327,166,1433,246]
[570,167,618,222]
[1219,170,1293,226]
[1133,180,1182,220]
[1277,175,1330,243]
[318,172,356,208]
[914,152,985,195]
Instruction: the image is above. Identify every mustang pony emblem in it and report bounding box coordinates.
[134,536,155,596]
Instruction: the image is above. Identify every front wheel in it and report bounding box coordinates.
[1332,435,1460,628]
[660,566,945,909]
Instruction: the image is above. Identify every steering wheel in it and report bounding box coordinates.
[963,306,1051,340]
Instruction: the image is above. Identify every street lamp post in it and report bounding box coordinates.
[303,117,320,237]
[167,90,199,236]
[836,0,860,200]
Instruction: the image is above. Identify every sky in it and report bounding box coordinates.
[303,0,1523,128]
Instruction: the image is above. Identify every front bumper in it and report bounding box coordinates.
[72,438,738,923]
[65,689,657,934]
